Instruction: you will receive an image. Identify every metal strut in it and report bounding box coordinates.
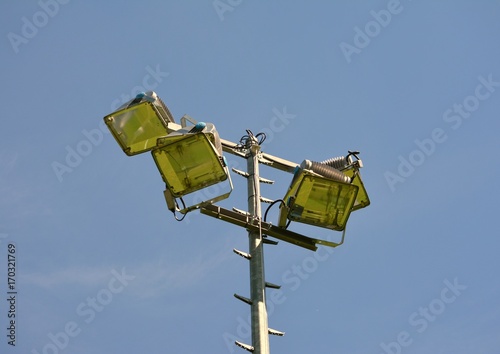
[235,341,255,352]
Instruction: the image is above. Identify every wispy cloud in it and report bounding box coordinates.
[0,151,53,226]
[21,245,234,298]
[0,151,18,176]
[0,152,22,206]
[132,246,233,299]
[20,265,114,288]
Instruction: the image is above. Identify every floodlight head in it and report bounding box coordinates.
[278,154,370,231]
[103,91,174,156]
[279,168,358,231]
[152,122,233,213]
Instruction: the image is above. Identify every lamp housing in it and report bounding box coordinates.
[278,156,370,231]
[152,122,233,213]
[103,91,174,156]
[278,168,358,231]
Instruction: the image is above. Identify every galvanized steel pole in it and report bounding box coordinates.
[246,135,270,354]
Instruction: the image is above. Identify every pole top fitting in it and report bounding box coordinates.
[244,130,260,148]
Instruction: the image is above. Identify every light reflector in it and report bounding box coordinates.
[342,167,370,211]
[103,92,174,155]
[279,170,359,231]
[152,133,229,197]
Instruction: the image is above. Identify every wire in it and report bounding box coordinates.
[234,137,248,151]
[347,150,360,161]
[263,199,286,222]
[234,130,267,151]
[173,197,187,221]
[255,132,266,145]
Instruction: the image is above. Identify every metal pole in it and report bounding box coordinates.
[246,135,270,354]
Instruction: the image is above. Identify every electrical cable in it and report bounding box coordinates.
[263,199,286,222]
[173,197,187,221]
[255,132,266,145]
[347,150,360,161]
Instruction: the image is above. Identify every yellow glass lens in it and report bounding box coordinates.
[104,101,168,155]
[152,133,228,197]
[342,168,370,211]
[279,171,359,231]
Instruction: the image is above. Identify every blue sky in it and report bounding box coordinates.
[1,1,499,353]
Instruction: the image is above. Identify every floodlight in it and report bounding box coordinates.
[341,161,370,211]
[103,91,174,156]
[318,153,371,211]
[278,155,369,231]
[152,122,233,213]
